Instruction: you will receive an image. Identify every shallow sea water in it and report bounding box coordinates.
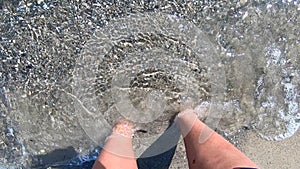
[0,0,299,168]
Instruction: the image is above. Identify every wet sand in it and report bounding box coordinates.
[241,131,300,169]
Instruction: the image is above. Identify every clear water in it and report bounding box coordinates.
[0,0,299,168]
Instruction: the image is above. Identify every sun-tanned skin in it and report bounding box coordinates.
[176,109,258,169]
[92,120,138,169]
[93,109,258,169]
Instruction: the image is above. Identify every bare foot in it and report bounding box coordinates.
[112,119,135,138]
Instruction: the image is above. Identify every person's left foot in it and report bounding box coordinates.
[112,119,135,138]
